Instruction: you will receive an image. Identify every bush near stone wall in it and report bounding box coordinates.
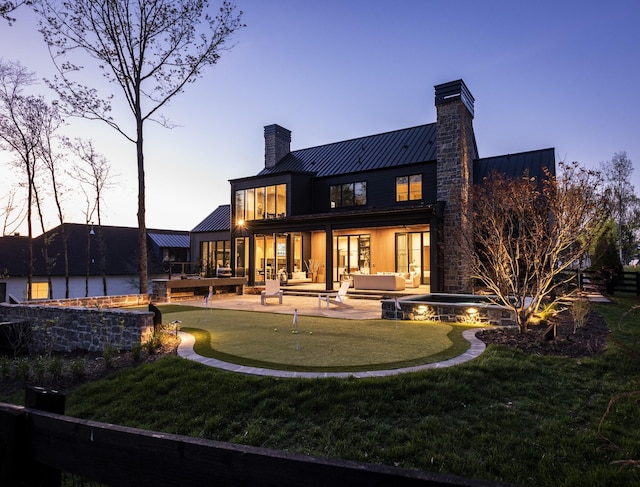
[0,303,154,354]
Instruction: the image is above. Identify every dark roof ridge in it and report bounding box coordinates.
[475,147,555,161]
[290,122,436,154]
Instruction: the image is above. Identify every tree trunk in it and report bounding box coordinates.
[26,160,33,301]
[136,116,147,295]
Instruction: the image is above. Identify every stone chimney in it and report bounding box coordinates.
[435,79,477,293]
[264,124,291,168]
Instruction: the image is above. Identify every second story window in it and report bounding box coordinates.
[235,184,286,222]
[331,181,367,208]
[396,174,422,202]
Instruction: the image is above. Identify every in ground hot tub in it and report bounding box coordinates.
[381,293,516,325]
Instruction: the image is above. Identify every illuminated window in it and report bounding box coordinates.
[256,187,265,219]
[396,174,422,201]
[396,176,408,201]
[409,174,422,200]
[246,188,255,221]
[235,184,287,221]
[235,190,245,222]
[200,240,231,277]
[31,282,49,300]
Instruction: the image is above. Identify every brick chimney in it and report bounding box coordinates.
[435,79,478,293]
[264,124,291,168]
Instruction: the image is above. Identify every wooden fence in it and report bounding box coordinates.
[576,270,640,296]
[0,388,509,487]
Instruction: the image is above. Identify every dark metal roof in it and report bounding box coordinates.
[191,204,231,233]
[147,231,190,249]
[474,148,556,184]
[0,224,188,277]
[258,124,437,178]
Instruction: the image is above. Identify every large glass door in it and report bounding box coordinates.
[254,234,289,283]
[333,234,369,282]
[395,231,430,285]
[234,237,248,277]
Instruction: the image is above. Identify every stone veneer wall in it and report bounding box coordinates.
[0,298,154,354]
[22,294,151,309]
[436,86,477,294]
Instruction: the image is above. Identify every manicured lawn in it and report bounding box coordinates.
[64,298,640,486]
[167,306,475,372]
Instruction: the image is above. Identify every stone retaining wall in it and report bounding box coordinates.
[22,294,151,309]
[0,302,154,354]
[381,299,516,326]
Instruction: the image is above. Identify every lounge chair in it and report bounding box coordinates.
[318,281,351,309]
[261,279,283,305]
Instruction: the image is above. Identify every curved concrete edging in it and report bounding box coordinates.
[176,328,487,379]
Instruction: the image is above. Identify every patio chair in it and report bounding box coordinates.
[318,280,351,309]
[261,279,283,305]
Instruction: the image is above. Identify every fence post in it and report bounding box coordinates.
[0,403,27,486]
[25,386,66,487]
[577,270,583,290]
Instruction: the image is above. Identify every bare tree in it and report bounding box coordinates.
[35,102,67,296]
[35,0,245,294]
[32,168,55,298]
[0,60,46,300]
[67,137,115,295]
[467,161,610,332]
[0,0,29,25]
[1,187,26,236]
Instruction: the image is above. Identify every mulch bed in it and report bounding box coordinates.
[476,309,610,358]
[0,337,180,400]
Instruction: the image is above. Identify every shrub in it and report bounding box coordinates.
[144,332,163,354]
[571,297,590,333]
[15,356,30,381]
[48,356,64,380]
[102,345,118,369]
[34,355,47,380]
[131,344,143,362]
[70,358,87,380]
[0,355,11,381]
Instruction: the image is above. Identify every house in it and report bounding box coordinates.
[0,223,190,302]
[222,79,555,293]
[190,204,232,277]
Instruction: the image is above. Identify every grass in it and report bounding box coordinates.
[38,299,640,485]
[168,306,474,372]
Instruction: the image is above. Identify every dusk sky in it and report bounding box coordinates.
[1,0,639,235]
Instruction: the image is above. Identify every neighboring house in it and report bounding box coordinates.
[225,79,555,292]
[0,223,189,302]
[190,204,232,277]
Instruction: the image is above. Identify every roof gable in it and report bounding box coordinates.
[258,124,437,178]
[191,204,231,233]
[148,231,190,249]
[474,148,555,184]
